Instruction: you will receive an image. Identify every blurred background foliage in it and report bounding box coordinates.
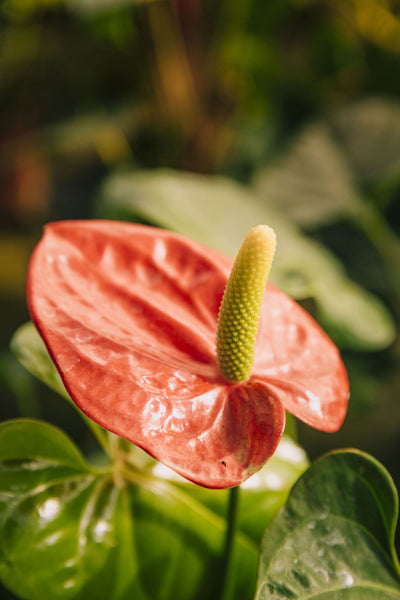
[1,0,400,584]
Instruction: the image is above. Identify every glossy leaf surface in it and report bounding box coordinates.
[97,168,395,351]
[255,450,400,599]
[0,419,258,600]
[27,220,348,488]
[11,321,309,542]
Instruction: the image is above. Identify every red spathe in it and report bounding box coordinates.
[27,220,349,488]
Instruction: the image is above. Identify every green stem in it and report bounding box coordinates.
[220,486,240,600]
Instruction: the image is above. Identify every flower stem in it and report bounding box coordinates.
[219,485,240,600]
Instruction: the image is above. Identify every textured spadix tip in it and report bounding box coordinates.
[216,225,277,383]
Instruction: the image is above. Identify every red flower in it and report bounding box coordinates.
[27,220,349,489]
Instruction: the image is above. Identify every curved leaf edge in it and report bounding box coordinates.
[10,322,112,456]
[256,447,400,600]
[325,448,400,576]
[0,418,259,554]
[0,417,94,472]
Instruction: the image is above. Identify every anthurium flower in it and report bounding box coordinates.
[27,220,349,489]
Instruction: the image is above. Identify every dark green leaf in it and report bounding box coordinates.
[255,450,400,599]
[0,419,258,600]
[0,352,40,418]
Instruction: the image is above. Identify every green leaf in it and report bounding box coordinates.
[328,97,400,182]
[255,450,400,599]
[11,322,71,403]
[252,107,400,335]
[97,169,261,256]
[236,436,308,542]
[253,99,400,231]
[10,322,111,453]
[253,123,363,229]
[96,168,396,351]
[0,419,258,600]
[154,435,309,544]
[251,106,400,313]
[315,281,397,352]
[0,352,40,418]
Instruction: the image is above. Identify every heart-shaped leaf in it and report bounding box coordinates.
[0,419,258,600]
[255,450,400,599]
[96,168,396,350]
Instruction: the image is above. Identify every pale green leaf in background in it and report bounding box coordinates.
[11,322,110,454]
[96,168,396,351]
[11,321,71,403]
[253,123,363,229]
[252,100,400,331]
[328,97,400,183]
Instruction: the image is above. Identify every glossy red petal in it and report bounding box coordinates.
[27,220,348,487]
[253,284,349,432]
[27,220,285,488]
